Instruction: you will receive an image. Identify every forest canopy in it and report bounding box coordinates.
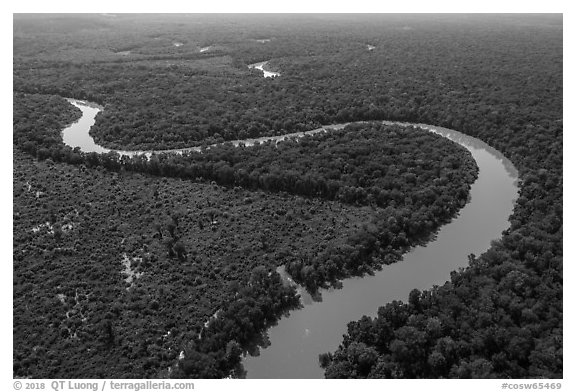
[13,14,562,379]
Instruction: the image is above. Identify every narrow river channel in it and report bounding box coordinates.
[62,99,519,379]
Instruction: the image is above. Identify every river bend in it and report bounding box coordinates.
[62,99,519,379]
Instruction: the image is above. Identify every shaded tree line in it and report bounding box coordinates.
[172,266,300,378]
[321,230,561,378]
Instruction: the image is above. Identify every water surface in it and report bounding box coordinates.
[248,61,280,78]
[242,125,518,378]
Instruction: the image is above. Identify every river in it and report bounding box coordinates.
[61,99,518,379]
[247,61,281,78]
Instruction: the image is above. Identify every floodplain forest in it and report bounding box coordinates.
[13,14,562,379]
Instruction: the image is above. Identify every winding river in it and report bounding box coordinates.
[62,99,518,379]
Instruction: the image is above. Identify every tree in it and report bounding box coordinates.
[174,241,187,262]
[53,225,63,242]
[319,352,333,368]
[178,350,219,378]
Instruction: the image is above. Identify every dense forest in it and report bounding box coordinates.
[13,14,562,379]
[14,147,300,378]
[14,15,562,152]
[13,92,477,377]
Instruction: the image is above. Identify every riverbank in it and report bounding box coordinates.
[14,94,516,379]
[242,114,518,379]
[53,98,499,379]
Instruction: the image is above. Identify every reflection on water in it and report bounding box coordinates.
[247,61,281,78]
[62,100,109,154]
[62,100,518,379]
[242,124,519,378]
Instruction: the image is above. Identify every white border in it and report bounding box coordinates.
[4,4,570,391]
